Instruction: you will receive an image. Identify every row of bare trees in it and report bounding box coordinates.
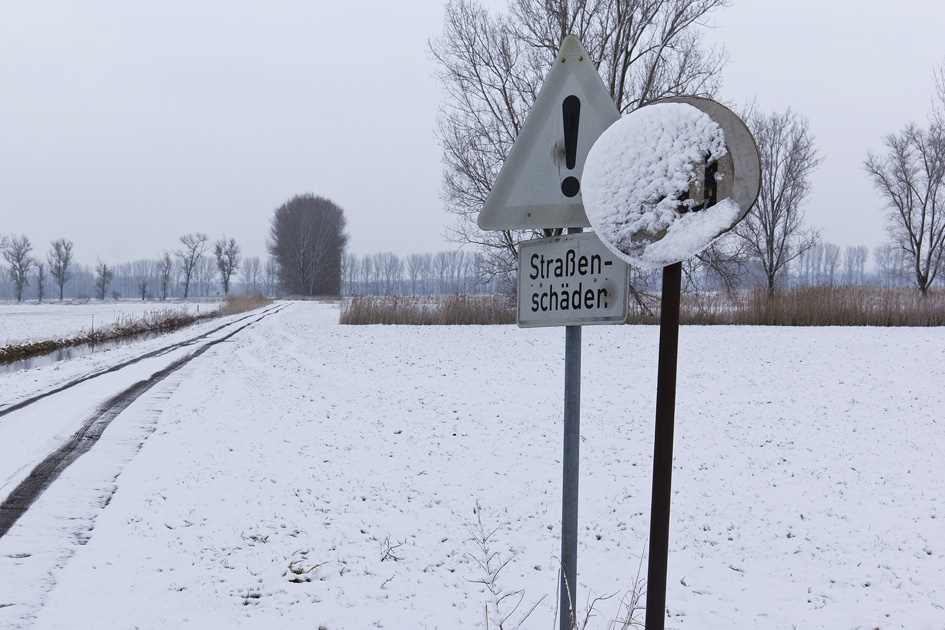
[99,255,274,301]
[343,243,915,297]
[2,233,932,303]
[0,233,274,302]
[341,250,502,295]
[0,236,76,302]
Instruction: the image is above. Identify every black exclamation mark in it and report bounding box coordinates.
[561,95,581,198]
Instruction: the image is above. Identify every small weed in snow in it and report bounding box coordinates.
[380,536,406,562]
[466,502,544,629]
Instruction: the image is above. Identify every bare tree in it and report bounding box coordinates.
[3,234,34,302]
[241,256,262,293]
[794,246,810,287]
[94,259,114,300]
[432,252,451,293]
[418,253,435,294]
[132,259,153,300]
[158,252,174,300]
[341,252,360,294]
[47,238,74,300]
[430,0,730,275]
[843,245,869,286]
[176,233,209,299]
[865,122,945,295]
[196,257,216,296]
[267,194,348,296]
[808,243,825,286]
[360,254,376,294]
[35,263,46,301]
[264,257,279,297]
[842,246,855,286]
[822,242,840,286]
[873,243,902,287]
[405,253,426,294]
[735,108,822,293]
[681,235,751,292]
[376,252,404,294]
[213,237,241,296]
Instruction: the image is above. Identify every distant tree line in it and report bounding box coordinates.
[0,193,353,302]
[341,250,504,295]
[625,241,935,295]
[0,233,278,302]
[1,233,940,303]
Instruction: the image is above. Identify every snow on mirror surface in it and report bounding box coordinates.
[583,102,739,268]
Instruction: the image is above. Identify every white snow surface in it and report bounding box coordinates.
[0,300,222,346]
[583,103,733,268]
[1,301,944,629]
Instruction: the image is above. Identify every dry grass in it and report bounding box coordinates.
[0,293,273,365]
[674,287,945,327]
[340,294,515,325]
[341,288,944,327]
[221,291,274,316]
[624,287,945,326]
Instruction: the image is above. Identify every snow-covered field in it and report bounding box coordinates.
[0,300,223,346]
[1,301,943,629]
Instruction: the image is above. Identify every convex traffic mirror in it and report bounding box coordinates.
[582,97,761,268]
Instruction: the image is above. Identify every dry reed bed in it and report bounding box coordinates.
[0,294,272,365]
[673,287,945,326]
[342,288,945,327]
[340,294,515,325]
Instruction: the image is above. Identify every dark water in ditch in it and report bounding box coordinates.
[1,334,160,374]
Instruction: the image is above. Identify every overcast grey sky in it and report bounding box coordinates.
[2,0,943,266]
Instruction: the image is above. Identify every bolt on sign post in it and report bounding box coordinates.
[477,35,627,630]
[582,96,761,630]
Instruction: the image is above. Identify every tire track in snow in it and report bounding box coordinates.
[0,305,286,539]
[0,304,286,419]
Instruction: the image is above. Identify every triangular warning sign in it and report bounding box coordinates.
[478,36,621,231]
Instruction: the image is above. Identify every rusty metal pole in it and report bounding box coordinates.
[644,261,682,630]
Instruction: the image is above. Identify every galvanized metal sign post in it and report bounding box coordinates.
[517,228,629,629]
[478,35,625,630]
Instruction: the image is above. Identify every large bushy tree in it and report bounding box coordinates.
[267,194,348,296]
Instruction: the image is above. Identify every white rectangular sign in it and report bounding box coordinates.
[518,232,629,328]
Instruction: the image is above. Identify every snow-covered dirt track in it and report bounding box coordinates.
[0,302,943,629]
[0,305,287,538]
